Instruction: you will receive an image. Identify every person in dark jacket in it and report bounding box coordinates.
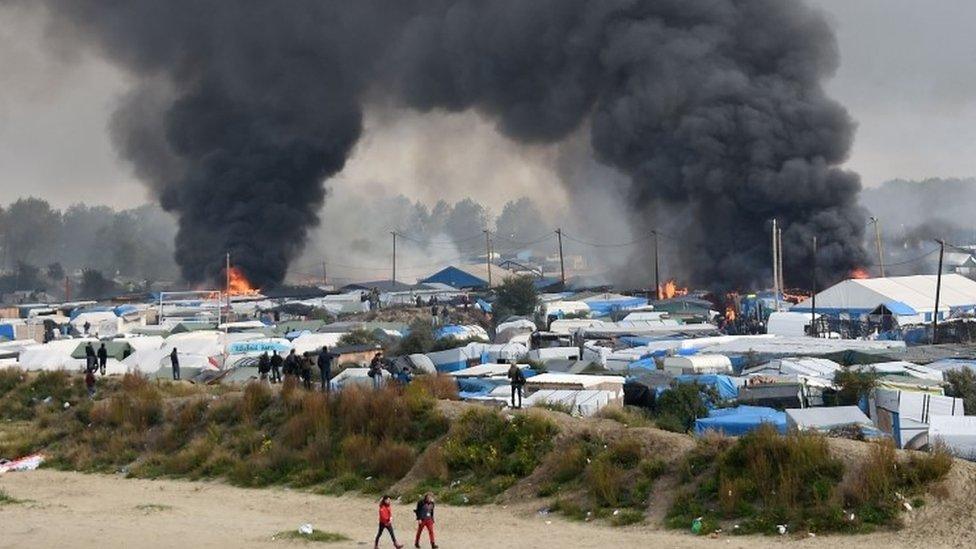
[170,347,180,380]
[413,492,437,549]
[258,351,271,381]
[97,343,109,375]
[283,349,298,379]
[299,354,313,390]
[84,342,96,373]
[85,368,97,399]
[269,350,283,383]
[374,495,404,549]
[368,352,385,390]
[507,363,526,409]
[317,346,337,392]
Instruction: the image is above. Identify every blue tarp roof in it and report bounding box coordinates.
[675,374,739,401]
[584,297,648,316]
[694,405,787,436]
[421,266,487,289]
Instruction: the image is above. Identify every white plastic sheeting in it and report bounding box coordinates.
[16,338,95,371]
[793,274,976,320]
[329,367,391,390]
[526,347,581,362]
[663,354,733,375]
[929,415,976,459]
[290,332,345,354]
[786,406,873,431]
[526,389,619,417]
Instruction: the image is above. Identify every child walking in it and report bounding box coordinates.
[375,495,404,549]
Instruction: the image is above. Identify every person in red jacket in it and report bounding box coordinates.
[413,492,437,549]
[375,495,404,549]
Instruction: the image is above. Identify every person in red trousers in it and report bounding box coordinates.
[375,495,403,549]
[413,492,438,548]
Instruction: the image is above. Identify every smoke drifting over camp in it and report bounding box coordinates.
[41,0,867,289]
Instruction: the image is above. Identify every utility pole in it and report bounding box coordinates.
[225,252,231,324]
[64,276,71,302]
[772,219,780,312]
[933,239,945,344]
[555,228,566,286]
[321,260,327,287]
[653,230,660,300]
[390,231,397,284]
[871,217,886,277]
[811,236,818,337]
[778,226,784,292]
[483,229,493,287]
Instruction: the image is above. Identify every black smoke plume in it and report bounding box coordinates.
[42,0,866,289]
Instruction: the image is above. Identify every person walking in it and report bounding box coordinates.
[430,304,439,327]
[258,351,271,382]
[84,342,96,373]
[413,492,437,549]
[270,350,283,384]
[317,346,337,392]
[83,320,91,335]
[97,343,108,375]
[368,352,384,390]
[374,495,404,549]
[507,363,526,409]
[170,347,180,380]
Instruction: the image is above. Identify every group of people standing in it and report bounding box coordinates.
[254,346,339,391]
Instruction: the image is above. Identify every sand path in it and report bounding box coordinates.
[2,470,971,548]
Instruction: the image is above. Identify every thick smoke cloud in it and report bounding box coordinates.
[41,0,866,289]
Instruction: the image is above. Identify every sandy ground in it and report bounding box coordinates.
[1,470,972,549]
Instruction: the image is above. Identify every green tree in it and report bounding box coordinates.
[79,268,117,300]
[946,367,976,415]
[495,198,542,243]
[493,275,539,321]
[1,198,62,267]
[832,367,878,406]
[337,328,382,347]
[397,319,435,355]
[46,262,65,281]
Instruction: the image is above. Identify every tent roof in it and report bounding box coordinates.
[792,274,976,314]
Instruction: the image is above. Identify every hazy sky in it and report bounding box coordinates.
[1,0,974,209]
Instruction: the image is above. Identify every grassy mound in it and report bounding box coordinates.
[666,425,952,535]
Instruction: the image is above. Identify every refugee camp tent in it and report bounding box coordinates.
[329,367,391,390]
[849,361,944,382]
[578,293,648,317]
[526,373,624,396]
[421,265,490,289]
[17,338,95,371]
[673,374,740,401]
[743,357,842,379]
[767,312,820,337]
[663,354,732,375]
[546,359,596,375]
[494,317,537,344]
[792,274,976,323]
[387,354,436,375]
[449,363,527,378]
[526,347,581,362]
[737,382,806,409]
[70,340,135,361]
[694,406,787,436]
[928,416,976,459]
[436,325,490,342]
[70,310,119,337]
[870,388,964,448]
[786,406,875,432]
[525,389,620,417]
[623,371,675,408]
[290,332,345,354]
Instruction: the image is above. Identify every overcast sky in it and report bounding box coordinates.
[0,1,974,210]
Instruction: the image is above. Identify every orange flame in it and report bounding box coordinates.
[658,279,689,300]
[724,292,738,321]
[227,266,259,296]
[849,267,871,280]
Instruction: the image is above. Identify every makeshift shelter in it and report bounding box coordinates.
[290,332,345,355]
[329,367,391,390]
[786,406,875,432]
[928,416,976,459]
[421,265,491,289]
[578,293,648,317]
[870,388,965,448]
[525,373,624,397]
[792,274,976,323]
[694,406,787,436]
[17,338,95,371]
[436,325,489,342]
[663,354,732,375]
[672,374,740,401]
[525,389,620,417]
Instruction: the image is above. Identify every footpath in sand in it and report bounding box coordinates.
[2,470,974,549]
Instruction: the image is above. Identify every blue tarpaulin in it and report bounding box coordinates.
[0,324,14,341]
[675,374,739,401]
[584,297,648,317]
[694,405,787,436]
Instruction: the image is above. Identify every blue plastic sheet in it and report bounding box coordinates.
[694,405,787,436]
[675,374,739,401]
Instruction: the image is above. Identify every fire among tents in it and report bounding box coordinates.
[227,266,259,296]
[658,279,689,300]
[849,267,871,280]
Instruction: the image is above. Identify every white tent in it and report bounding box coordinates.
[291,332,346,354]
[663,354,732,375]
[329,367,391,390]
[929,415,976,459]
[792,274,976,323]
[16,338,95,371]
[526,389,619,417]
[786,406,874,432]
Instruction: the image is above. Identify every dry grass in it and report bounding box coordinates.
[409,374,460,400]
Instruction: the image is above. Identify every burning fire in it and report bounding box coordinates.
[658,279,689,300]
[227,266,259,296]
[849,267,871,280]
[724,292,738,321]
